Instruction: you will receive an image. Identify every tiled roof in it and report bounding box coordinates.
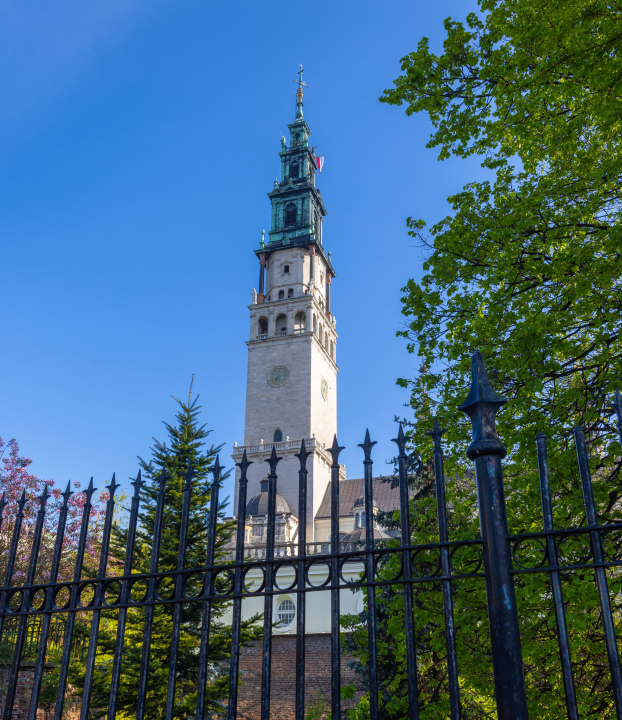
[316,476,400,518]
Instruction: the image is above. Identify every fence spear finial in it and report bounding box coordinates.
[106,473,120,500]
[264,445,283,475]
[84,477,97,503]
[17,489,28,513]
[458,351,507,460]
[358,429,377,462]
[131,469,144,497]
[328,435,345,467]
[295,439,311,470]
[392,423,407,457]
[184,462,196,491]
[427,418,446,451]
[236,449,253,477]
[212,455,226,487]
[62,481,73,506]
[39,484,51,509]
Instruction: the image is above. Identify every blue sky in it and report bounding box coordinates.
[1,0,484,508]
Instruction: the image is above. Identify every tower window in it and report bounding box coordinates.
[276,314,287,335]
[278,290,285,300]
[277,598,296,627]
[288,288,294,298]
[294,311,306,332]
[258,317,268,338]
[273,429,283,443]
[283,265,290,274]
[289,161,299,179]
[285,203,297,227]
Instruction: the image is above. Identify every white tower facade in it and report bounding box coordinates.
[232,75,342,542]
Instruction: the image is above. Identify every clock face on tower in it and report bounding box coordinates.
[268,366,289,387]
[321,378,328,401]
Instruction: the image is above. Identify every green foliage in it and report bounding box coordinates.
[343,1,622,715]
[66,394,261,719]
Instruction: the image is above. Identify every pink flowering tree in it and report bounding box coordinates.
[0,436,107,587]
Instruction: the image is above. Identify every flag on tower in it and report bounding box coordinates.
[316,156,325,172]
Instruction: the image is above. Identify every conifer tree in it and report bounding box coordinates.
[70,391,261,719]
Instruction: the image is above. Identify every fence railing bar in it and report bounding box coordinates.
[459,351,529,720]
[164,463,194,720]
[195,459,223,720]
[28,483,73,720]
[0,560,489,606]
[3,487,49,720]
[80,474,120,720]
[53,478,97,720]
[536,433,579,720]
[0,570,491,618]
[260,446,281,720]
[108,470,144,720]
[574,426,622,720]
[136,468,169,720]
[610,388,622,449]
[0,538,489,605]
[360,429,379,720]
[394,424,420,720]
[507,523,622,541]
[227,451,252,720]
[0,490,29,646]
[329,436,344,720]
[429,418,461,720]
[295,440,310,720]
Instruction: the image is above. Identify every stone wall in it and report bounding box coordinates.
[237,634,362,720]
[0,665,79,720]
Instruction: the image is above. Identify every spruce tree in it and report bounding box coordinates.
[71,392,261,719]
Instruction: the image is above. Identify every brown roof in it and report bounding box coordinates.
[316,476,400,518]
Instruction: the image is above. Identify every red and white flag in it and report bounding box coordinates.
[316,156,325,172]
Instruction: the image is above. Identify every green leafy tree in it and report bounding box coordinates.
[346,0,622,716]
[67,393,261,719]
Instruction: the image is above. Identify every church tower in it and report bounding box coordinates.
[232,68,341,542]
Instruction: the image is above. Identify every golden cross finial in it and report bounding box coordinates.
[294,64,309,103]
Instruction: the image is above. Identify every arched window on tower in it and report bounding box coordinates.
[294,311,306,333]
[278,290,285,300]
[330,340,334,358]
[324,331,328,349]
[285,203,297,227]
[315,212,321,243]
[289,161,299,180]
[276,314,287,336]
[257,317,268,339]
[288,288,294,298]
[273,428,283,443]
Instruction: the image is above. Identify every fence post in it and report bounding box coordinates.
[459,352,529,720]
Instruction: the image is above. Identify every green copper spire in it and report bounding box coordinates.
[257,68,335,278]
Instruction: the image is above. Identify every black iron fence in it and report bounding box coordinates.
[0,351,621,719]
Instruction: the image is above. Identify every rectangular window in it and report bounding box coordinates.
[284,265,290,273]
